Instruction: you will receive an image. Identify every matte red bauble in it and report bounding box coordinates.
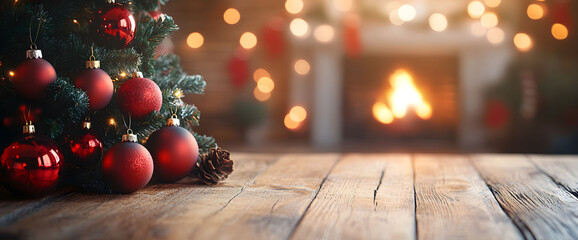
[12,50,57,100]
[101,132,153,193]
[0,123,62,196]
[116,72,162,119]
[146,116,198,183]
[90,1,136,48]
[67,122,103,169]
[74,61,113,111]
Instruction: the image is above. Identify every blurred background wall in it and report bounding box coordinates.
[161,0,578,153]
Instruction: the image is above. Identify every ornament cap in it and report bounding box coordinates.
[82,121,92,129]
[106,0,116,3]
[26,49,43,59]
[132,71,143,78]
[23,122,35,134]
[86,60,100,69]
[167,115,180,126]
[122,129,138,142]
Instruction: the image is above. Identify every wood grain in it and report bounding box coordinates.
[0,153,278,240]
[188,154,340,240]
[472,154,578,240]
[290,154,415,240]
[414,155,522,240]
[529,155,578,195]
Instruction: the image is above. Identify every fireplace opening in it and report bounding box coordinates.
[343,55,459,149]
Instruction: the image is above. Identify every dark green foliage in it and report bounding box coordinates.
[193,133,218,156]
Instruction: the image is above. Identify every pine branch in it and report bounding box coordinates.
[192,132,218,155]
[133,17,178,76]
[154,54,206,94]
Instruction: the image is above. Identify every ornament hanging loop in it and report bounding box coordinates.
[28,17,43,50]
[86,46,100,69]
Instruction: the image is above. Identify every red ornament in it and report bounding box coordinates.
[228,49,249,90]
[12,49,57,100]
[261,17,286,59]
[343,14,362,57]
[101,132,153,193]
[116,72,163,119]
[0,123,62,196]
[90,1,136,48]
[74,59,113,111]
[146,116,198,183]
[66,121,103,169]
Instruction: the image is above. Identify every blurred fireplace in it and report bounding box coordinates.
[343,54,459,145]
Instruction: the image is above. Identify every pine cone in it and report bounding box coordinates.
[193,148,234,185]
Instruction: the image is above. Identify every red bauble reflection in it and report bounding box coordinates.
[67,126,103,169]
[146,126,198,183]
[0,134,62,196]
[13,58,57,100]
[90,3,136,48]
[101,142,153,193]
[74,68,114,110]
[115,77,162,119]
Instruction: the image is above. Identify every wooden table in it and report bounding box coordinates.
[0,154,577,240]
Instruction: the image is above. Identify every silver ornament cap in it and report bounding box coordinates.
[167,115,180,126]
[26,49,43,59]
[23,122,35,134]
[122,133,138,143]
[82,121,92,129]
[132,71,143,78]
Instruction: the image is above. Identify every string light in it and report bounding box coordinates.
[551,23,568,40]
[429,13,448,32]
[527,4,545,20]
[109,118,116,126]
[514,33,533,52]
[290,18,309,37]
[223,8,240,25]
[239,32,257,49]
[289,106,307,122]
[173,88,184,99]
[119,72,127,78]
[72,19,78,24]
[398,4,416,22]
[467,1,485,18]
[187,32,204,49]
[9,71,14,77]
[257,77,274,93]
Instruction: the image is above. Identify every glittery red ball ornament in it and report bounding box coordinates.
[0,124,62,196]
[146,116,198,183]
[67,122,103,169]
[90,2,136,48]
[12,50,57,100]
[75,68,113,111]
[101,133,153,193]
[116,73,162,119]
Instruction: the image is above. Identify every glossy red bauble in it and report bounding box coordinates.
[67,126,103,169]
[74,68,114,111]
[101,141,153,193]
[90,3,136,48]
[13,58,57,100]
[0,134,62,196]
[116,77,162,119]
[146,126,198,183]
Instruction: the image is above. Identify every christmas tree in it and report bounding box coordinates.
[0,0,228,195]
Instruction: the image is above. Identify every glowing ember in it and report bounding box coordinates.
[372,69,432,124]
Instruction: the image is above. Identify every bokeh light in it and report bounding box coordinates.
[223,8,240,25]
[514,33,533,52]
[240,32,257,49]
[257,77,275,93]
[289,106,307,122]
[467,1,485,18]
[335,0,353,12]
[372,102,394,124]
[551,23,568,40]
[398,4,416,22]
[481,12,498,28]
[186,32,204,49]
[389,9,404,26]
[527,4,544,20]
[484,0,501,8]
[285,0,304,15]
[253,68,270,82]
[253,87,271,102]
[470,22,486,37]
[294,59,310,75]
[314,24,335,43]
[290,18,309,37]
[429,13,448,32]
[284,114,300,130]
[486,27,504,45]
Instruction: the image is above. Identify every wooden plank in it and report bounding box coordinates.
[414,155,522,240]
[529,155,578,195]
[472,154,578,240]
[290,154,415,240]
[187,154,340,240]
[0,153,279,240]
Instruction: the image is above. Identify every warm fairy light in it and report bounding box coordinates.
[486,27,505,45]
[173,88,184,98]
[8,71,14,77]
[285,0,304,14]
[289,106,307,122]
[467,1,485,18]
[109,118,116,126]
[481,12,498,28]
[240,32,257,49]
[372,102,394,124]
[253,87,271,102]
[551,23,568,40]
[484,0,501,8]
[314,24,335,43]
[119,72,127,77]
[223,8,241,25]
[186,32,204,49]
[253,68,270,82]
[415,103,432,120]
[527,4,544,20]
[389,9,404,26]
[257,77,275,93]
[429,13,448,32]
[398,4,416,22]
[73,19,78,24]
[294,59,310,75]
[290,18,309,37]
[514,33,533,52]
[470,22,486,37]
[284,113,300,130]
[334,0,353,12]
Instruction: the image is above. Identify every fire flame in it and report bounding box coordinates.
[372,69,432,124]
